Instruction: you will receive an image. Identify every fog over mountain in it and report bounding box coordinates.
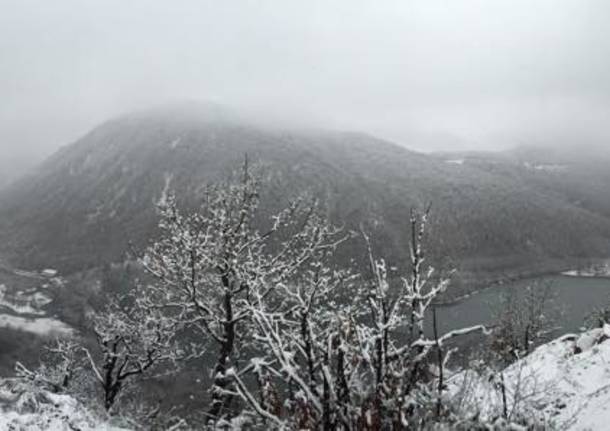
[5,3,610,428]
[2,103,610,296]
[2,0,610,184]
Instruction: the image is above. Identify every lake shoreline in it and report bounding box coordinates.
[429,269,610,350]
[437,256,610,307]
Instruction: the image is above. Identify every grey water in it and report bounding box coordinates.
[431,275,610,339]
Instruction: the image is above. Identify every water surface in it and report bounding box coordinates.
[432,275,610,337]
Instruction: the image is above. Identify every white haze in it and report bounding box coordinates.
[1,0,610,171]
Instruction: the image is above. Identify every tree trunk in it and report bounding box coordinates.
[208,289,236,420]
[433,306,443,418]
[104,382,121,411]
[500,372,508,419]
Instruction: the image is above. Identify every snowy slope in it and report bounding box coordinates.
[0,379,130,431]
[451,326,610,430]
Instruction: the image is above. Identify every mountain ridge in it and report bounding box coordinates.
[1,105,609,297]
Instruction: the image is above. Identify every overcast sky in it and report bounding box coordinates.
[1,0,610,165]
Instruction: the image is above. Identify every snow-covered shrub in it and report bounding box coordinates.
[116,401,189,431]
[489,281,557,366]
[0,378,129,430]
[584,300,610,329]
[141,159,348,423]
[15,339,81,395]
[444,364,551,430]
[83,288,181,412]
[229,209,487,429]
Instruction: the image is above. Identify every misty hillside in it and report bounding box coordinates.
[433,144,610,223]
[0,156,33,191]
[1,104,610,293]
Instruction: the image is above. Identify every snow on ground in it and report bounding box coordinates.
[0,283,72,335]
[0,284,45,315]
[450,325,610,430]
[41,269,58,277]
[31,291,53,307]
[0,297,45,316]
[0,379,130,430]
[0,315,73,336]
[0,261,75,336]
[562,262,610,278]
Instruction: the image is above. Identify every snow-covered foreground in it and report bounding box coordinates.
[450,326,610,430]
[4,328,610,430]
[0,379,129,431]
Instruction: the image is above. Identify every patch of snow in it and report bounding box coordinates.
[13,268,43,279]
[445,159,465,165]
[523,162,567,172]
[0,379,130,430]
[562,262,610,278]
[41,269,58,277]
[157,172,174,205]
[0,285,45,316]
[31,292,52,307]
[449,326,610,429]
[0,299,45,316]
[0,315,72,336]
[169,137,182,149]
[575,328,604,352]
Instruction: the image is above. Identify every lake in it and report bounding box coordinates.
[430,274,610,339]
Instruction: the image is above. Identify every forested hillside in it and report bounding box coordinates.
[1,104,609,296]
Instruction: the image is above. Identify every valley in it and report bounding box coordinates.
[1,252,608,377]
[0,107,609,346]
[3,0,610,425]
[0,260,71,336]
[1,106,610,428]
[1,105,610,296]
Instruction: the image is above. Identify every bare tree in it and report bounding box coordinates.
[141,159,347,422]
[229,253,356,429]
[229,209,486,429]
[82,291,179,412]
[16,338,81,394]
[490,281,557,365]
